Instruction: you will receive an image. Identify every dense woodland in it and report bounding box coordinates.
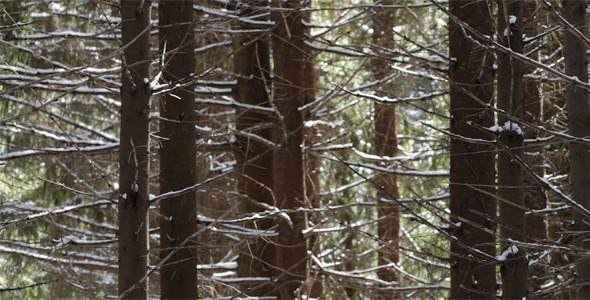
[0,0,589,299]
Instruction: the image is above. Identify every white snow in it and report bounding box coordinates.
[304,119,344,128]
[489,121,522,135]
[488,124,502,133]
[197,261,237,270]
[502,121,522,135]
[509,15,517,24]
[55,235,76,248]
[497,245,519,262]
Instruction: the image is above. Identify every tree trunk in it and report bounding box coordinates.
[301,4,323,296]
[158,0,198,298]
[448,1,496,298]
[563,0,590,298]
[522,0,548,292]
[232,0,276,296]
[118,0,151,298]
[271,0,307,297]
[372,2,401,299]
[497,1,527,298]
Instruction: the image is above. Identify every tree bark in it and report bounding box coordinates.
[372,2,401,299]
[271,0,307,297]
[448,1,496,298]
[521,0,548,292]
[118,0,151,298]
[232,0,276,296]
[563,0,590,298]
[497,1,527,298]
[301,4,323,296]
[158,0,198,298]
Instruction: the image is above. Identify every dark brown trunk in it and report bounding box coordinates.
[449,1,496,298]
[497,1,527,298]
[271,0,307,297]
[232,0,276,296]
[563,0,590,298]
[372,2,401,299]
[522,0,548,292]
[158,0,198,298]
[118,0,152,298]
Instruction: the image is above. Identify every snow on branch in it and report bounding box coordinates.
[333,158,449,177]
[0,143,118,162]
[0,199,114,226]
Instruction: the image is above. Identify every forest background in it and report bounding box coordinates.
[0,0,589,299]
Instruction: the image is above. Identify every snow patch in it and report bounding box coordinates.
[489,121,522,135]
[55,235,77,248]
[497,245,519,262]
[509,15,517,24]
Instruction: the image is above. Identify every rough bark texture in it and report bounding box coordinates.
[158,0,198,298]
[521,0,548,292]
[448,1,496,298]
[497,1,528,298]
[271,1,307,297]
[232,0,276,296]
[372,2,401,299]
[563,0,590,298]
[118,0,151,298]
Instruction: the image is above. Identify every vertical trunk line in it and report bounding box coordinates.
[497,1,527,297]
[521,0,549,293]
[301,2,323,296]
[371,1,401,298]
[158,0,198,298]
[449,1,496,298]
[563,0,590,298]
[118,0,152,298]
[233,0,277,296]
[271,0,308,297]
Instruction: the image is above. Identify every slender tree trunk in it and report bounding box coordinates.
[158,0,198,298]
[271,0,307,297]
[192,3,232,291]
[522,0,548,292]
[232,0,276,296]
[372,1,401,298]
[448,1,496,298]
[563,0,590,298]
[301,4,323,296]
[118,0,151,298]
[497,1,527,298]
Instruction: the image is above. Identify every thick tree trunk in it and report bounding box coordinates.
[497,1,527,298]
[232,0,276,296]
[522,0,548,292]
[118,0,151,298]
[271,0,307,297]
[448,1,496,298]
[563,0,590,298]
[158,0,198,298]
[372,2,401,299]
